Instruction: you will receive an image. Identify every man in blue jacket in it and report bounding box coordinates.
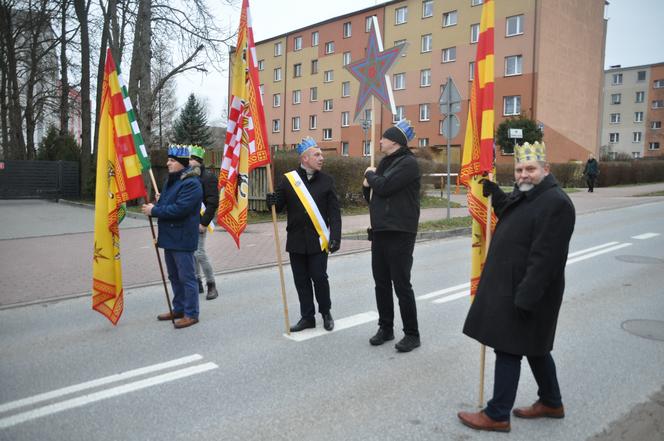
[141,145,203,329]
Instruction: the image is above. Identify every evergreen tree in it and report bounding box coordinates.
[495,115,543,155]
[172,94,213,147]
[37,126,81,162]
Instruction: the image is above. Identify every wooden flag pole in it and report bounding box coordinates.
[478,172,495,407]
[265,163,291,335]
[145,168,175,327]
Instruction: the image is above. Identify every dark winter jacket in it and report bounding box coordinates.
[363,147,421,233]
[194,164,219,227]
[274,167,342,254]
[463,174,576,356]
[583,158,599,177]
[151,167,203,251]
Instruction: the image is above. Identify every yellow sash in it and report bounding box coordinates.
[284,171,330,252]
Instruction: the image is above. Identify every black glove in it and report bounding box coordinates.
[266,192,280,208]
[328,239,340,253]
[480,178,500,198]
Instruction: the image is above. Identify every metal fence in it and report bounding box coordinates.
[0,160,79,200]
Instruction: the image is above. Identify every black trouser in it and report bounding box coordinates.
[586,174,597,192]
[289,251,330,320]
[371,231,419,337]
[484,350,562,422]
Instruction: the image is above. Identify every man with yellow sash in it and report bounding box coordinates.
[266,137,341,332]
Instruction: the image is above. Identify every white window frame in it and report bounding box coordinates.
[342,51,352,66]
[418,138,429,147]
[653,100,664,109]
[292,89,301,105]
[325,41,335,54]
[419,103,430,121]
[395,6,408,25]
[341,111,350,127]
[272,93,281,108]
[420,69,431,87]
[632,152,642,159]
[651,121,662,129]
[292,116,301,132]
[309,115,317,129]
[634,111,644,123]
[311,59,318,74]
[609,113,620,124]
[609,132,619,143]
[422,0,433,18]
[324,70,334,83]
[394,73,406,90]
[637,71,646,81]
[311,31,319,47]
[274,42,282,56]
[323,99,333,112]
[471,0,484,5]
[469,61,475,81]
[505,55,523,76]
[341,141,350,156]
[635,91,645,103]
[612,73,623,85]
[611,93,621,105]
[443,10,457,27]
[294,36,302,51]
[470,23,480,43]
[323,128,332,140]
[503,95,521,116]
[273,67,282,82]
[654,79,664,88]
[343,22,352,38]
[442,47,456,63]
[342,81,351,97]
[293,63,302,78]
[310,87,318,102]
[365,16,374,32]
[632,132,642,143]
[506,15,524,37]
[257,59,264,71]
[421,34,432,53]
[363,140,371,156]
[393,105,405,122]
[649,142,660,150]
[272,119,281,133]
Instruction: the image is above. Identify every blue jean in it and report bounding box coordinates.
[164,249,199,319]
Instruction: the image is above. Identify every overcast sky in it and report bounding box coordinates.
[176,0,664,126]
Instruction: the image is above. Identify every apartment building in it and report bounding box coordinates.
[246,0,606,163]
[601,62,664,159]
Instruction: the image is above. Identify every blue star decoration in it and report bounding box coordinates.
[345,19,407,121]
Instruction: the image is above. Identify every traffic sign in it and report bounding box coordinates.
[439,78,461,116]
[441,115,460,139]
[509,128,523,139]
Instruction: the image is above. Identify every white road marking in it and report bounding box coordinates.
[416,282,470,301]
[0,363,218,429]
[566,243,632,265]
[432,291,470,304]
[0,354,203,414]
[631,232,660,240]
[284,311,379,342]
[568,242,619,258]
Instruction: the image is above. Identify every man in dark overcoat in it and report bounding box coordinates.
[458,142,576,433]
[141,145,203,329]
[266,137,341,332]
[583,153,599,192]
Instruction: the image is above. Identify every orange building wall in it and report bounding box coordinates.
[645,63,664,157]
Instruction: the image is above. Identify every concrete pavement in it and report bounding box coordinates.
[1,183,663,308]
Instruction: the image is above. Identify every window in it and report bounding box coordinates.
[651,121,662,129]
[632,151,642,159]
[273,67,282,82]
[310,87,318,102]
[470,24,480,43]
[442,47,456,63]
[394,73,406,90]
[609,132,619,143]
[272,119,281,133]
[294,36,302,51]
[612,73,623,85]
[609,113,620,123]
[342,81,351,97]
[394,39,407,56]
[633,131,642,142]
[311,59,318,74]
[325,41,335,54]
[503,95,521,115]
[259,84,264,95]
[341,141,349,156]
[422,0,433,18]
[421,34,432,53]
[654,79,664,88]
[343,22,352,38]
[611,93,621,104]
[634,111,643,122]
[635,91,645,103]
[311,31,319,46]
[505,55,523,76]
[323,128,332,140]
[323,99,333,111]
[324,70,334,83]
[443,10,457,27]
[469,61,475,81]
[649,142,660,150]
[363,140,371,156]
[343,51,352,66]
[293,63,302,78]
[653,100,664,108]
[257,59,264,71]
[309,115,317,129]
[364,109,372,121]
[292,90,301,104]
[471,0,484,5]
[418,138,429,147]
[292,117,300,131]
[637,71,646,81]
[395,6,408,25]
[419,103,430,121]
[274,42,283,56]
[365,16,374,32]
[272,94,281,107]
[420,69,431,87]
[341,111,350,127]
[393,105,405,122]
[506,15,524,36]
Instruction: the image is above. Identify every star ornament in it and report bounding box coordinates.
[345,16,407,121]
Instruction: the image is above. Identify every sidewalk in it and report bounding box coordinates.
[1,183,663,308]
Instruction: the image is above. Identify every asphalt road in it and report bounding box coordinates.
[1,201,663,440]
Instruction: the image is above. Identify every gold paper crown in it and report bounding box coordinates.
[514,141,546,163]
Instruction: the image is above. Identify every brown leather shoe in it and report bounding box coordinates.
[457,410,510,432]
[157,311,184,321]
[174,316,199,329]
[513,401,565,419]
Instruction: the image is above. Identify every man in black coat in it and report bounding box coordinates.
[458,142,576,433]
[363,119,421,353]
[583,153,599,192]
[266,137,341,332]
[189,145,220,300]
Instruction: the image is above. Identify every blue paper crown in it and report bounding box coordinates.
[296,137,318,155]
[167,144,190,159]
[395,119,415,142]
